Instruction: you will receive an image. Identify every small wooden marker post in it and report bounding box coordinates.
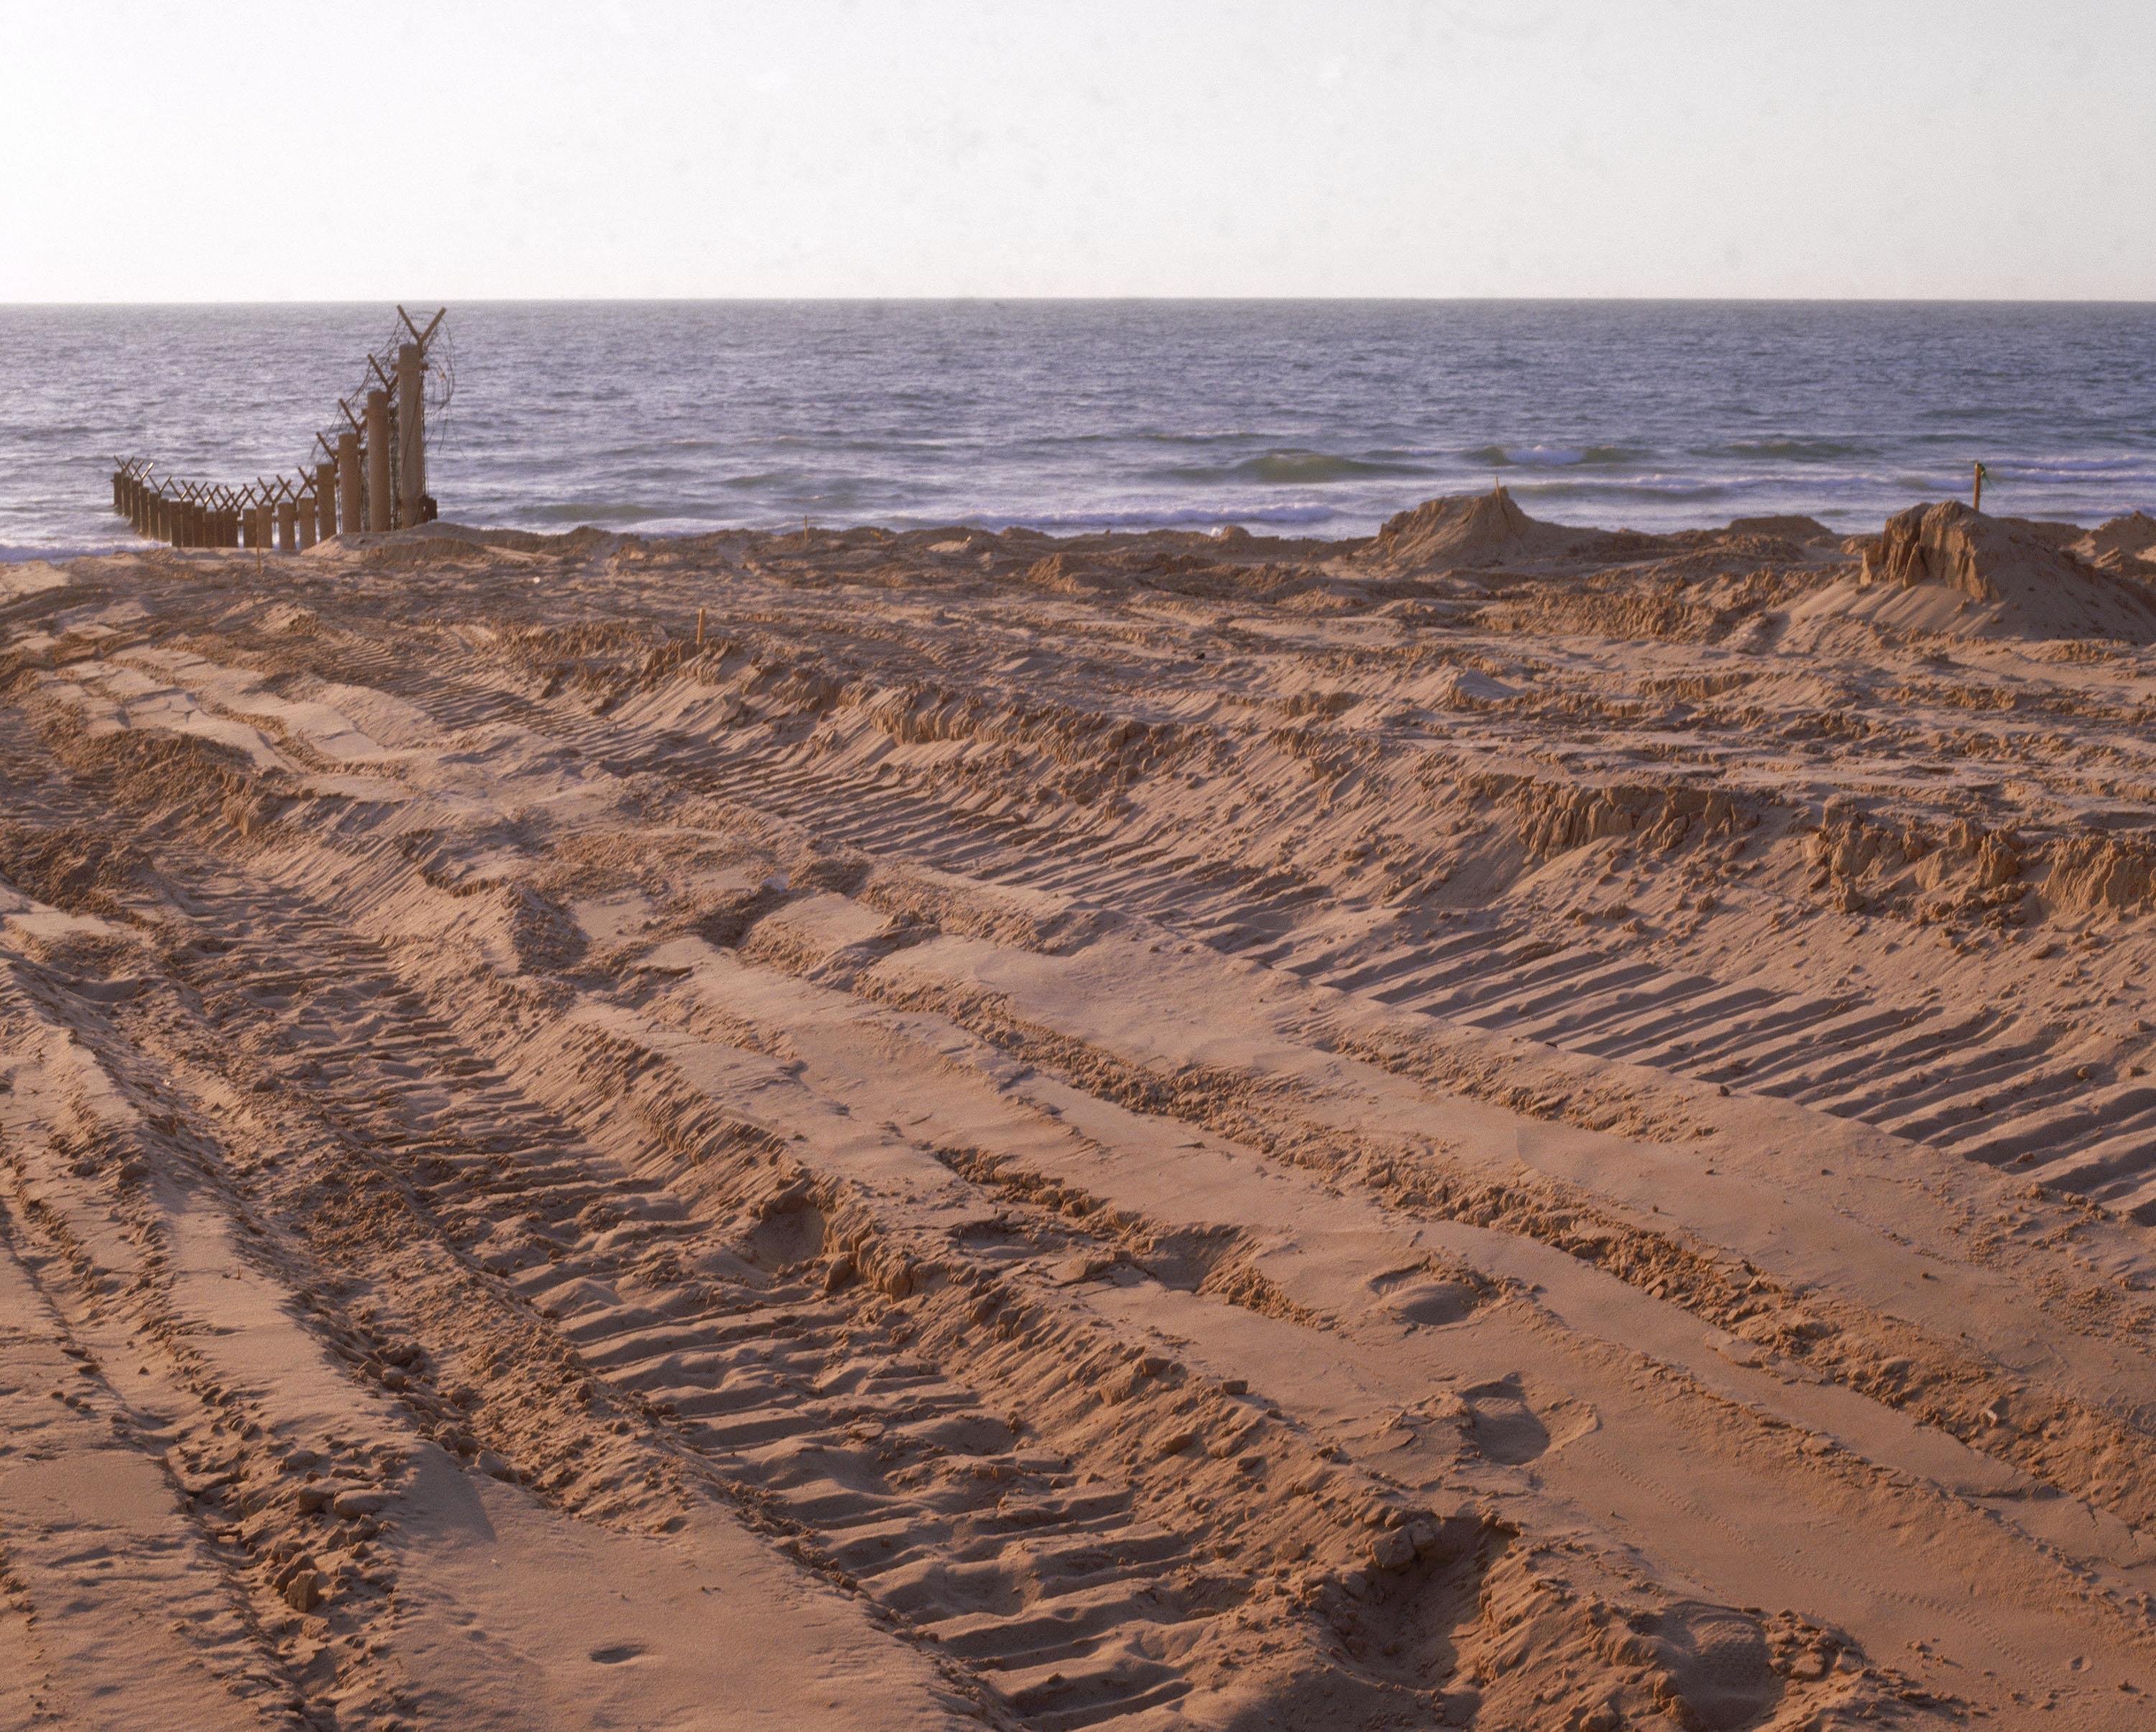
[364,390,393,532]
[696,607,706,648]
[1973,461,1984,512]
[338,431,363,536]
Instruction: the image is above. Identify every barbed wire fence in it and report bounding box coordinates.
[109,306,451,553]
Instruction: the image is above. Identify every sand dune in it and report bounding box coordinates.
[3,502,2155,1729]
[1855,501,2156,643]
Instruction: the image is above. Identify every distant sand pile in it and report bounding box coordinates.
[2073,510,2156,576]
[1723,514,1837,545]
[1358,489,1620,574]
[1856,499,2156,642]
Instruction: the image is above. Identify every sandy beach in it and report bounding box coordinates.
[3,492,2155,1730]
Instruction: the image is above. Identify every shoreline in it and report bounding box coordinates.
[16,489,2151,563]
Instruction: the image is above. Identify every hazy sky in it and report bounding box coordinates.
[5,0,2152,301]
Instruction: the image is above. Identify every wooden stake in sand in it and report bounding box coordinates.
[1973,461,1986,512]
[696,607,706,648]
[338,431,363,538]
[365,390,393,533]
[396,342,427,527]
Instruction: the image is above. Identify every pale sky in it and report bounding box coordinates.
[4,0,2152,301]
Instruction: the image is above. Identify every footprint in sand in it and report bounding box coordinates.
[1459,1376,1554,1464]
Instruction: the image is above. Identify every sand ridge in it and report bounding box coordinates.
[1,499,2154,1728]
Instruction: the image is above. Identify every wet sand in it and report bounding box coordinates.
[2,498,2154,1729]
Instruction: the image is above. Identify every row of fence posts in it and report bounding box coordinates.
[111,313,441,554]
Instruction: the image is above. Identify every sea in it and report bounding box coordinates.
[2,300,2152,558]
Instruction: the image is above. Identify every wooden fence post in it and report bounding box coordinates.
[365,390,392,532]
[338,431,363,536]
[276,497,297,553]
[396,342,425,527]
[315,460,338,540]
[297,493,318,551]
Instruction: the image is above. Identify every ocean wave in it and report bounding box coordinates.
[1993,456,2156,480]
[524,500,728,525]
[0,541,124,562]
[1708,438,1872,462]
[1460,444,1647,469]
[1150,450,1432,485]
[1002,502,1340,530]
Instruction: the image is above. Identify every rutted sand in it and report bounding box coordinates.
[1,498,2154,1729]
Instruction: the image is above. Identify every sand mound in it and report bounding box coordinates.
[324,521,619,557]
[1021,551,1126,596]
[2073,510,2156,576]
[1358,489,1618,574]
[1725,513,1835,545]
[1858,499,2156,642]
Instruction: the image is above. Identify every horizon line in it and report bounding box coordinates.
[5,293,2156,310]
